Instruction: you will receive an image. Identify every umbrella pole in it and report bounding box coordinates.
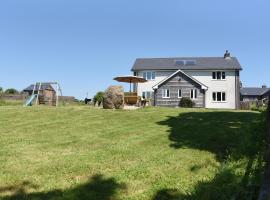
[130,81,131,93]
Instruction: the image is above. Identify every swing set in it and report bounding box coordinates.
[24,82,62,106]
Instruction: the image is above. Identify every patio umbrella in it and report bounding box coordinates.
[113,75,147,92]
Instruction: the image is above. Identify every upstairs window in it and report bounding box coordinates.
[212,71,226,80]
[143,72,155,80]
[162,89,170,98]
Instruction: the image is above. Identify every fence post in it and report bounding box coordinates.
[258,96,270,200]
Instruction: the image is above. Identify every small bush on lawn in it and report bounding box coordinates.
[179,97,195,108]
[93,91,104,107]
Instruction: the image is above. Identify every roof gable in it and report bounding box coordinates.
[153,70,208,90]
[132,57,242,71]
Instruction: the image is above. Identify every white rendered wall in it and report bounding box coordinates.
[184,70,237,109]
[136,71,175,96]
[136,70,237,109]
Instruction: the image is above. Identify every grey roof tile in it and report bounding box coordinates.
[240,87,270,96]
[131,57,242,71]
[23,84,55,92]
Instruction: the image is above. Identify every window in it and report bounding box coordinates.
[142,91,153,99]
[217,71,221,79]
[143,72,155,80]
[178,89,182,98]
[212,92,226,102]
[190,89,197,99]
[212,72,216,79]
[222,72,226,79]
[162,89,170,98]
[212,71,226,80]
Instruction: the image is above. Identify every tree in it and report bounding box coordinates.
[93,91,104,107]
[5,88,19,95]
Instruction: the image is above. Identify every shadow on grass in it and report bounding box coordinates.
[154,111,267,200]
[0,174,125,200]
[157,111,263,161]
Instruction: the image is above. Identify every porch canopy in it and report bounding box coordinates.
[113,75,147,92]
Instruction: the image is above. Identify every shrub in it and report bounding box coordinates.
[179,97,195,108]
[93,91,104,107]
[5,88,19,95]
[0,87,3,93]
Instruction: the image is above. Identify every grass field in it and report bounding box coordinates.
[0,106,267,200]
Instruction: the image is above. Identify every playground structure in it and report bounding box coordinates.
[24,82,62,106]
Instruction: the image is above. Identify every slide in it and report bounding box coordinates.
[24,94,37,107]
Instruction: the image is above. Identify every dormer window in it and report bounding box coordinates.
[212,71,226,80]
[143,72,155,80]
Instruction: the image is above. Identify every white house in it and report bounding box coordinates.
[131,51,242,109]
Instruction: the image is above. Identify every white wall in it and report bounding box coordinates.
[184,70,236,109]
[136,70,175,95]
[136,70,237,109]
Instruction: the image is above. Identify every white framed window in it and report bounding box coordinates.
[190,89,198,99]
[142,91,153,99]
[212,92,226,102]
[212,71,226,80]
[143,72,156,80]
[178,89,182,98]
[162,89,170,98]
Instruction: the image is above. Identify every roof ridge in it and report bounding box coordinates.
[136,56,237,59]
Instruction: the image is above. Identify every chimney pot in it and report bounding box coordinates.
[224,50,231,59]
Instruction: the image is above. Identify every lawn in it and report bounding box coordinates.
[0,106,266,200]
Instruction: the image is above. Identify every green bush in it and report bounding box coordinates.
[93,91,104,107]
[5,88,19,94]
[179,97,195,108]
[0,87,3,93]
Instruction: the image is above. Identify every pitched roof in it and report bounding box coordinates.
[153,69,208,90]
[240,87,270,96]
[23,83,55,92]
[132,57,242,71]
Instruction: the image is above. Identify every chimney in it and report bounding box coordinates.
[224,50,231,59]
[262,84,267,88]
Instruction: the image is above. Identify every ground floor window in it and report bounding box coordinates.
[142,91,153,99]
[162,89,170,98]
[190,89,197,99]
[178,89,182,98]
[212,92,226,102]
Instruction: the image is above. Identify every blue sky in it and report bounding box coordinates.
[0,0,269,99]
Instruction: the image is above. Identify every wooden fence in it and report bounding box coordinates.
[258,97,270,200]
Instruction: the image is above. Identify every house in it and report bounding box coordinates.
[131,51,242,109]
[23,83,56,105]
[240,86,270,103]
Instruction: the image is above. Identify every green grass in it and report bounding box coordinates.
[0,106,267,200]
[0,99,23,106]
